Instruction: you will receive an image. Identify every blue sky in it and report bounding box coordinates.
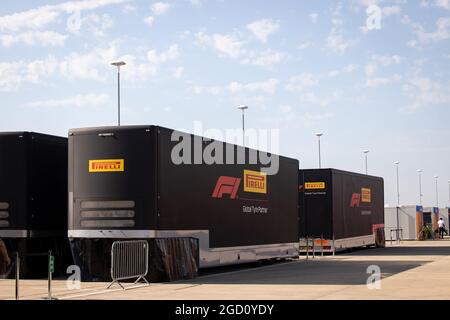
[0,0,449,207]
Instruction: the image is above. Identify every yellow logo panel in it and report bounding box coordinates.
[361,188,371,203]
[89,159,124,172]
[244,170,267,194]
[304,182,326,190]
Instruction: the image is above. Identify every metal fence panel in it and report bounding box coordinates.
[108,240,149,289]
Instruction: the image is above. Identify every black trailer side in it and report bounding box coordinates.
[0,132,71,278]
[68,125,299,281]
[299,168,385,252]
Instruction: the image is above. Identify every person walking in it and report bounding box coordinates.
[438,218,446,239]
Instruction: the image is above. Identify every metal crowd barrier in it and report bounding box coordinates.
[108,240,149,289]
[389,228,403,245]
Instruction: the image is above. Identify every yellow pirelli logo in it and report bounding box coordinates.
[304,182,326,190]
[89,159,124,172]
[361,188,371,203]
[243,170,267,194]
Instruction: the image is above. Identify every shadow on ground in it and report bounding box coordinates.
[190,258,430,285]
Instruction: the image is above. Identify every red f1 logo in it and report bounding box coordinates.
[350,193,361,207]
[212,176,241,199]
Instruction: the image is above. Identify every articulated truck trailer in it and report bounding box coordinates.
[0,132,71,277]
[298,169,385,253]
[68,125,299,279]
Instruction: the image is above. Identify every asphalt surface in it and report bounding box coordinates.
[1,239,450,300]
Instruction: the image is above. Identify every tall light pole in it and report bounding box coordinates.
[434,175,439,208]
[315,133,323,168]
[394,161,400,240]
[111,61,126,126]
[448,180,450,207]
[237,105,248,147]
[394,161,400,206]
[417,169,423,206]
[363,150,369,175]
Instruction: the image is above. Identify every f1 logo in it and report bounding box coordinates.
[350,193,361,207]
[212,176,241,199]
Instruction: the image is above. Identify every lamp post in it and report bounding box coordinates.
[363,150,369,175]
[448,180,450,207]
[237,105,248,147]
[394,161,400,206]
[111,61,126,126]
[417,169,423,206]
[315,133,323,169]
[434,175,439,208]
[394,161,400,240]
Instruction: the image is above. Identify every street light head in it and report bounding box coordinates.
[111,61,126,67]
[363,150,369,154]
[394,161,400,165]
[434,175,439,179]
[315,132,323,137]
[417,169,422,173]
[237,105,248,111]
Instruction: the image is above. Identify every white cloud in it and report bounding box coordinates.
[298,42,311,50]
[116,54,158,82]
[365,63,377,76]
[241,49,287,68]
[309,13,319,23]
[59,44,118,81]
[192,78,279,95]
[229,79,279,94]
[435,0,450,10]
[328,64,359,77]
[0,43,180,90]
[79,13,113,37]
[299,92,339,107]
[147,44,179,64]
[366,74,402,87]
[172,67,184,78]
[123,4,136,13]
[402,76,450,111]
[195,31,286,68]
[144,16,155,26]
[0,61,25,91]
[26,93,109,108]
[210,33,244,59]
[0,0,124,32]
[327,15,354,54]
[374,55,402,66]
[365,55,401,76]
[246,18,280,43]
[327,26,353,54]
[196,32,244,59]
[121,44,180,82]
[382,6,401,16]
[304,111,335,122]
[405,16,450,47]
[423,17,450,41]
[0,56,59,91]
[151,2,171,15]
[0,31,67,47]
[286,73,319,92]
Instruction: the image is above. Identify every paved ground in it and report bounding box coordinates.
[1,239,450,300]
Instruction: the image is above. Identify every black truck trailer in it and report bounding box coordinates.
[68,125,299,279]
[298,168,385,253]
[0,132,71,277]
